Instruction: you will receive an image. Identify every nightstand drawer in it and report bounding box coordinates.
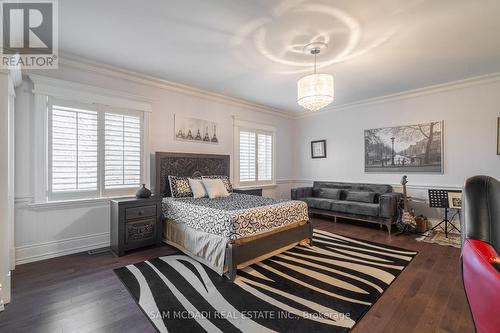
[233,188,263,196]
[125,218,156,245]
[125,205,156,220]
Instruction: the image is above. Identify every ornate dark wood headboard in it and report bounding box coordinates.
[155,152,230,197]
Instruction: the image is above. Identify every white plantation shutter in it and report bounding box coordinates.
[258,133,273,181]
[50,105,98,196]
[48,99,144,200]
[104,113,142,189]
[239,131,256,182]
[237,126,274,185]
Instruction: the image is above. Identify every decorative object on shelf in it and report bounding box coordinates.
[396,175,416,233]
[364,121,443,173]
[497,117,500,155]
[311,139,327,158]
[174,114,219,144]
[135,184,152,199]
[297,42,334,112]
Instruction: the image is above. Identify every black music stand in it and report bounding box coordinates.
[428,189,460,237]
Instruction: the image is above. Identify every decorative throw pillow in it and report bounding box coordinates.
[345,191,377,203]
[168,176,192,198]
[202,178,229,199]
[188,178,208,199]
[202,175,233,193]
[316,188,341,200]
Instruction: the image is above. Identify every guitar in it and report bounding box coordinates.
[400,175,416,226]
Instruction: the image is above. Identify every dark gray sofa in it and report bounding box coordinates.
[291,181,401,234]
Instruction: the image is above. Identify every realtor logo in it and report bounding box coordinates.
[1,0,58,68]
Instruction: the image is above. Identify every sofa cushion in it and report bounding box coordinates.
[313,181,392,195]
[302,197,379,217]
[315,188,342,200]
[330,200,379,217]
[302,197,334,210]
[345,191,377,203]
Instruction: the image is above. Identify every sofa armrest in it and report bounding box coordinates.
[291,187,313,200]
[379,192,402,220]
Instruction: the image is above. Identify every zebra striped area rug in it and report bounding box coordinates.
[114,229,417,333]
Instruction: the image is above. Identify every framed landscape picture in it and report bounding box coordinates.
[311,140,327,158]
[497,117,500,155]
[364,121,443,173]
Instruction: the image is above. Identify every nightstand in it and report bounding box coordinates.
[110,196,162,256]
[233,188,263,196]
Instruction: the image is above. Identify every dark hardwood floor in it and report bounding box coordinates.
[0,217,474,333]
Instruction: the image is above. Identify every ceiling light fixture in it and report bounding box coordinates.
[297,42,334,111]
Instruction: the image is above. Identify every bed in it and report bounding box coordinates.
[155,152,312,281]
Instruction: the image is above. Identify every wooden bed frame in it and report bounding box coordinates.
[155,152,313,281]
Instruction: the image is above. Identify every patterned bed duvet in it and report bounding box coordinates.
[162,193,309,241]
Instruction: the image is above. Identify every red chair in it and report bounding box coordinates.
[461,176,500,333]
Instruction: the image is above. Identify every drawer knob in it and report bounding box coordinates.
[138,210,143,215]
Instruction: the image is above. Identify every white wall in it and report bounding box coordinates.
[293,78,500,218]
[14,63,296,265]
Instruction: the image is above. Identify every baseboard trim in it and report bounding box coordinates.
[15,232,110,266]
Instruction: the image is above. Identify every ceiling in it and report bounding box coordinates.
[59,0,500,113]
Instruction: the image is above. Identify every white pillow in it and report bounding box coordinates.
[202,178,229,199]
[188,178,208,198]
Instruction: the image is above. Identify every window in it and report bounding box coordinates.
[239,131,256,182]
[48,98,144,201]
[104,113,142,189]
[235,121,275,186]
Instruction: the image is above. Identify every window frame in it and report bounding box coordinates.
[234,120,276,188]
[47,97,146,202]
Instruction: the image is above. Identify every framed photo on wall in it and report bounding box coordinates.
[311,140,327,159]
[364,121,443,173]
[174,114,219,144]
[448,191,462,209]
[497,117,500,155]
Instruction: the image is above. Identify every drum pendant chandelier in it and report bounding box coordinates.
[297,42,334,112]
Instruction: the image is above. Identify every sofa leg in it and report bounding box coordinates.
[379,224,382,230]
[387,224,392,236]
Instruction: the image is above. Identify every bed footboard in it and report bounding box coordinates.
[224,221,313,281]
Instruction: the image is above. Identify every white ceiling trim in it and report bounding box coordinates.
[233,116,277,133]
[57,53,294,119]
[296,71,500,118]
[31,53,500,120]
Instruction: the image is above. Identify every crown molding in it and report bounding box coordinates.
[296,71,500,118]
[34,53,500,120]
[56,53,294,119]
